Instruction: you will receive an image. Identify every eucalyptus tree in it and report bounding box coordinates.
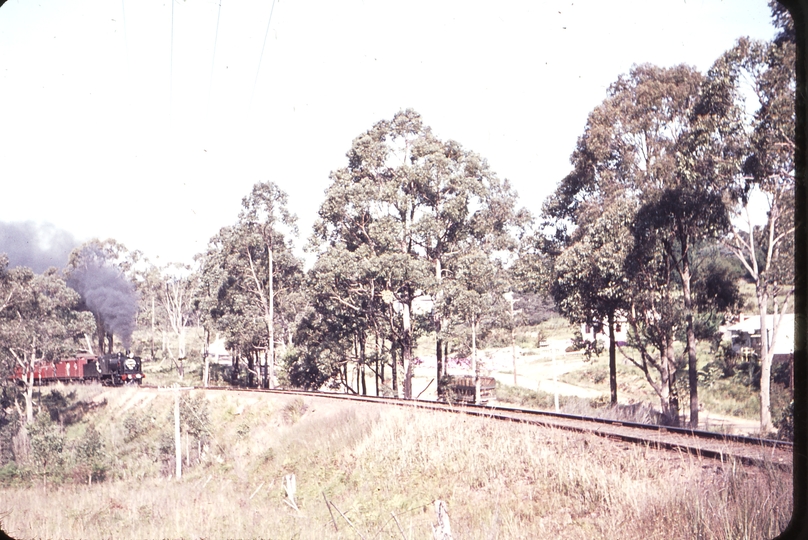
[157,263,197,378]
[197,182,303,388]
[240,181,300,387]
[439,247,509,403]
[705,33,795,433]
[304,244,382,394]
[551,202,634,405]
[408,134,527,395]
[0,257,94,423]
[544,63,736,427]
[311,109,524,398]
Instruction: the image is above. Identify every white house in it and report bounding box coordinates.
[723,313,794,363]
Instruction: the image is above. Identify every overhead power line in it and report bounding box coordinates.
[208,0,223,109]
[250,0,277,110]
[170,0,175,115]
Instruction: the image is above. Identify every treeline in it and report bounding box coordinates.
[0,3,794,437]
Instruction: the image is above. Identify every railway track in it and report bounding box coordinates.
[144,384,793,471]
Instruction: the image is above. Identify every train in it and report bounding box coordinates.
[11,352,145,386]
[446,375,497,404]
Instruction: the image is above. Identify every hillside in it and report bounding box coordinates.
[0,384,791,539]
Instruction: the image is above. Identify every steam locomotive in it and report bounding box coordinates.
[11,352,145,386]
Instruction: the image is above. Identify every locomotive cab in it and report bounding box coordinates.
[89,352,144,385]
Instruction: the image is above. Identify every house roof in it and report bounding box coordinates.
[725,313,794,355]
[725,313,794,334]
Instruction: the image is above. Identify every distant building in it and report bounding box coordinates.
[207,334,232,364]
[581,316,628,346]
[723,313,794,363]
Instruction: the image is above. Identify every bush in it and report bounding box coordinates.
[0,462,21,486]
[775,400,794,442]
[123,410,150,443]
[282,398,308,425]
[74,424,107,485]
[28,413,65,487]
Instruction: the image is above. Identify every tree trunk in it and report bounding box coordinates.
[680,256,699,429]
[203,328,210,388]
[268,247,275,389]
[359,334,367,396]
[435,258,444,397]
[25,367,34,424]
[472,314,480,405]
[402,300,413,399]
[178,326,186,359]
[511,327,517,386]
[436,336,443,397]
[392,345,399,396]
[608,311,617,405]
[174,391,182,479]
[759,291,773,433]
[666,335,680,427]
[151,294,155,359]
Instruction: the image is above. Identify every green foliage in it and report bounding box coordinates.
[301,109,526,397]
[569,329,605,360]
[28,413,65,485]
[494,381,566,410]
[123,410,151,443]
[0,258,95,422]
[281,345,334,390]
[74,424,107,484]
[180,393,211,441]
[196,181,304,388]
[0,461,21,486]
[774,400,794,442]
[281,398,308,425]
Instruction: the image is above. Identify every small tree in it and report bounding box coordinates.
[28,414,64,490]
[74,424,106,485]
[440,248,508,404]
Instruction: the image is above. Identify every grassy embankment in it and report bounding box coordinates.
[0,385,792,539]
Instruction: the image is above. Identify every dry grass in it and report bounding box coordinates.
[0,391,792,539]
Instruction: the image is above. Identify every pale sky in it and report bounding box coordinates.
[0,0,778,268]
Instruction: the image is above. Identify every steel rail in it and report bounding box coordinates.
[143,384,793,470]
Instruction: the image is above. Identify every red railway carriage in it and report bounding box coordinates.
[55,357,86,379]
[11,353,144,386]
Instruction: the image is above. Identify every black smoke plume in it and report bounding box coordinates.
[0,221,79,273]
[66,245,139,349]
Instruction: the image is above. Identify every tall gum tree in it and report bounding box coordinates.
[544,63,736,427]
[704,30,796,434]
[312,109,524,398]
[197,183,303,389]
[239,181,299,388]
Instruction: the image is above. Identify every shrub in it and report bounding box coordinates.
[775,400,794,442]
[282,398,308,425]
[74,424,107,485]
[28,414,65,488]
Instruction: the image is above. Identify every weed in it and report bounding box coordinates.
[282,398,308,425]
